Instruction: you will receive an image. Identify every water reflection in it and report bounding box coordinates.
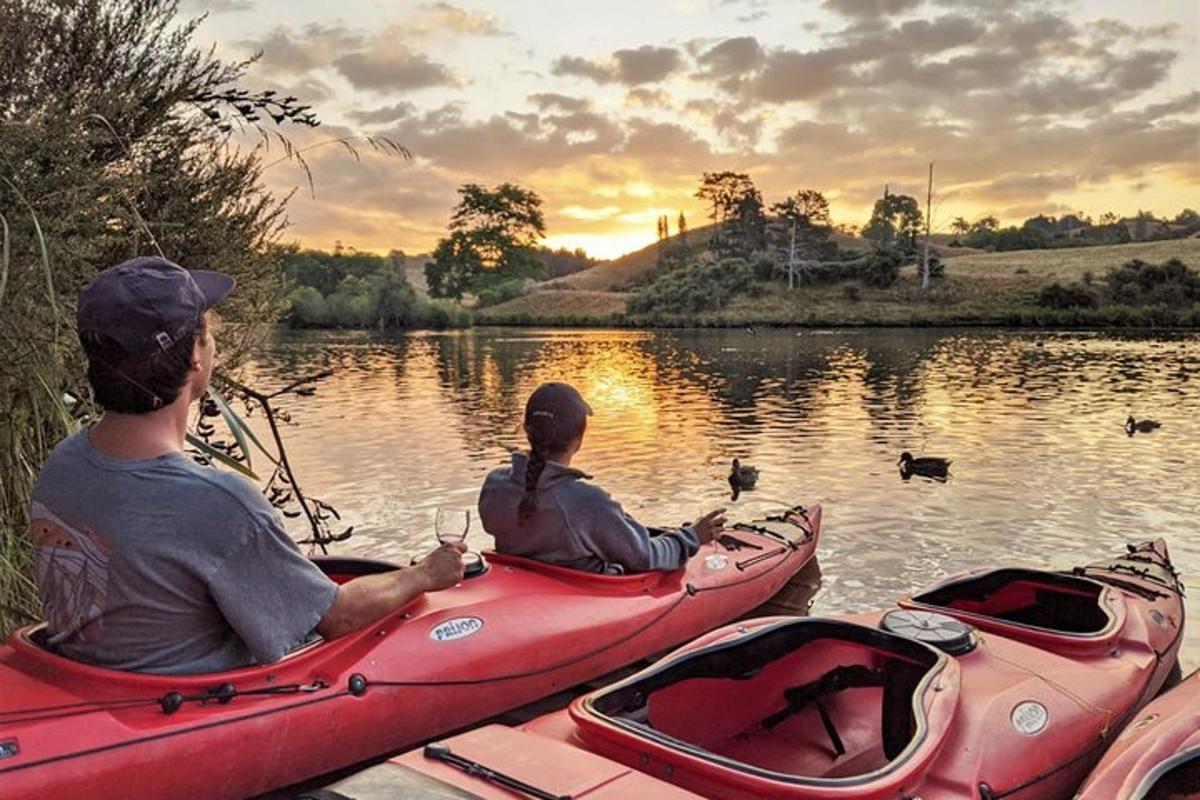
[246,327,1200,669]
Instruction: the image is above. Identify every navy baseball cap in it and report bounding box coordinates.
[525,382,593,433]
[77,257,234,358]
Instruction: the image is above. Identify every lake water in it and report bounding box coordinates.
[245,327,1200,670]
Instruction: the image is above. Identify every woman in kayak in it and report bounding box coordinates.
[479,382,725,573]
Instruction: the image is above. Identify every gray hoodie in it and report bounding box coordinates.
[478,453,700,574]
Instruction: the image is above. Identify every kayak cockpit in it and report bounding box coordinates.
[311,555,401,584]
[576,618,956,785]
[1136,748,1200,800]
[901,568,1121,644]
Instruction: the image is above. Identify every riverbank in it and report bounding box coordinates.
[475,238,1200,328]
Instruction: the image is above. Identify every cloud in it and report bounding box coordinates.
[241,24,364,75]
[381,105,624,173]
[552,46,683,86]
[684,99,765,148]
[182,0,252,13]
[749,48,853,102]
[971,173,1080,202]
[528,93,591,113]
[822,0,921,18]
[241,23,461,93]
[409,2,507,36]
[334,46,459,92]
[625,88,673,108]
[552,55,615,84]
[348,102,418,125]
[612,46,683,85]
[695,37,764,91]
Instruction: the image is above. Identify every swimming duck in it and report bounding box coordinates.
[1125,415,1161,435]
[729,459,759,491]
[898,451,951,480]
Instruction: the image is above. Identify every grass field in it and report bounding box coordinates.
[480,238,1200,327]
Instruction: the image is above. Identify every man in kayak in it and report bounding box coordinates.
[479,382,725,573]
[27,257,464,674]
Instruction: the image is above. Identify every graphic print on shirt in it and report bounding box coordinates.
[27,501,111,641]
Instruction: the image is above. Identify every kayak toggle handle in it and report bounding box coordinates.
[424,742,572,800]
[732,522,800,550]
[157,679,330,715]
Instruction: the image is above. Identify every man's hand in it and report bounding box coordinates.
[691,508,727,545]
[417,542,467,591]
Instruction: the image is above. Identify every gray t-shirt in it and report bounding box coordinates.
[27,429,338,675]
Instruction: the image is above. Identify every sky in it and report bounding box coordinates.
[187,0,1200,259]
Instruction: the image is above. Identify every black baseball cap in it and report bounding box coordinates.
[77,256,235,358]
[525,382,593,433]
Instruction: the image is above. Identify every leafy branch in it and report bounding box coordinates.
[189,370,351,553]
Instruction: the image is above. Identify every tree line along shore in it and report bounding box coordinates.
[282,176,1200,331]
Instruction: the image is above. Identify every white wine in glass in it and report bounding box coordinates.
[435,508,470,545]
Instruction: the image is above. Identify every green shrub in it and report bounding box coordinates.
[474,278,528,309]
[628,257,754,314]
[416,299,472,329]
[288,286,330,327]
[842,283,862,302]
[1104,258,1199,307]
[860,248,904,287]
[1037,282,1097,309]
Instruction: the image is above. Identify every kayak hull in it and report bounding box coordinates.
[319,725,707,799]
[1075,668,1200,800]
[394,540,1183,800]
[0,505,819,800]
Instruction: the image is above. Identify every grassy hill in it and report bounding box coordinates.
[478,238,1200,327]
[549,224,983,292]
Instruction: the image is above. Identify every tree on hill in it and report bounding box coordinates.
[770,189,835,264]
[696,171,765,255]
[677,211,689,246]
[972,215,999,233]
[950,217,971,236]
[862,188,922,253]
[426,182,546,299]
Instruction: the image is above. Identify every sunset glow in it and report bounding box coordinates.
[189,0,1200,260]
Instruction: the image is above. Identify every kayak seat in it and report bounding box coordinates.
[582,618,948,781]
[311,555,400,585]
[907,569,1113,636]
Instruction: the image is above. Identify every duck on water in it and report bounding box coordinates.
[1125,415,1161,436]
[898,452,951,481]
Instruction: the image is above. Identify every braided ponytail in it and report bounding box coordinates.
[518,412,555,521]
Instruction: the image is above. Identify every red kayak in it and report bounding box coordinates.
[1075,667,1200,800]
[388,540,1182,800]
[0,504,819,800]
[313,725,706,799]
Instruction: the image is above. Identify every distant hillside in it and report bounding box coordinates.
[551,223,983,293]
[476,237,1200,325]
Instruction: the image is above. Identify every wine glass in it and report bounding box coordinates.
[435,508,470,546]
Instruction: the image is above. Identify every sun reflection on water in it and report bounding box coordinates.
[248,327,1200,670]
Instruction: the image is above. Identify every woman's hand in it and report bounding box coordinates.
[691,508,727,544]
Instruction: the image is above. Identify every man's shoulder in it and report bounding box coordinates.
[177,463,273,516]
